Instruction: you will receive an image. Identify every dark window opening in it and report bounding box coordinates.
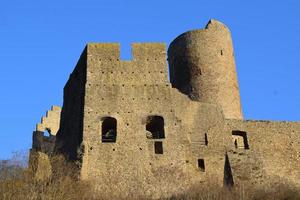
[221,50,223,55]
[198,159,205,172]
[146,116,165,139]
[154,141,163,154]
[205,133,208,146]
[232,130,249,149]
[102,117,117,143]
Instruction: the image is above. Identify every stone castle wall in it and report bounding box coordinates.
[82,43,190,198]
[225,120,300,188]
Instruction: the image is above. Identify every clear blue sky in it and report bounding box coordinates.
[0,0,300,159]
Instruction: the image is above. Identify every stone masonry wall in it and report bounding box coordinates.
[225,120,300,189]
[30,105,61,180]
[81,43,191,198]
[32,105,61,153]
[76,43,245,198]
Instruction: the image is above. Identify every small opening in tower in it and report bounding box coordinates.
[146,116,165,139]
[221,50,223,55]
[102,117,117,143]
[204,133,208,146]
[198,159,205,172]
[154,141,163,154]
[44,128,51,137]
[232,130,249,149]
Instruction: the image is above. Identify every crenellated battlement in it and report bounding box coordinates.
[87,43,166,62]
[86,43,169,85]
[87,43,120,59]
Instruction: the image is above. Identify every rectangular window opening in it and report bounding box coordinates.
[198,159,205,172]
[232,130,249,149]
[154,141,163,154]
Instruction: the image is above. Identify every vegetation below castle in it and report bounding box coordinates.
[0,154,299,200]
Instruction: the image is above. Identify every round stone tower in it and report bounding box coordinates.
[168,19,243,119]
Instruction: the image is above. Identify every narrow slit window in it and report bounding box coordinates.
[232,130,249,149]
[198,159,205,172]
[102,117,117,143]
[204,133,208,146]
[154,141,163,154]
[146,116,165,139]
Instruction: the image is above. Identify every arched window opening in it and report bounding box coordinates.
[146,116,165,139]
[102,117,117,143]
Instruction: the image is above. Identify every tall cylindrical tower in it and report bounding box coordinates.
[168,19,243,119]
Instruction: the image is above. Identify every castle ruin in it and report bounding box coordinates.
[30,19,300,199]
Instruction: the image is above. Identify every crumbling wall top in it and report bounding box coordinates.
[36,105,61,135]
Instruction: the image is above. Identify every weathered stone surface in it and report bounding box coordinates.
[36,105,61,135]
[168,19,243,119]
[29,150,52,180]
[32,106,61,153]
[30,19,300,199]
[29,106,61,179]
